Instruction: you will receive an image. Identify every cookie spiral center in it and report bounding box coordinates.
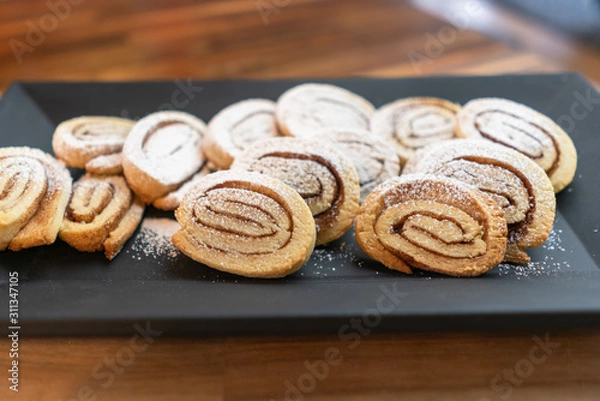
[376,200,486,259]
[191,187,292,255]
[0,157,47,214]
[253,154,339,216]
[395,106,456,148]
[67,181,115,223]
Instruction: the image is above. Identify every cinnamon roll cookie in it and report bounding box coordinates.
[355,174,507,276]
[122,111,207,203]
[324,130,400,201]
[60,175,144,260]
[276,83,375,138]
[231,137,360,245]
[456,98,577,193]
[173,170,316,278]
[203,99,280,169]
[404,139,555,263]
[52,116,135,175]
[0,147,72,251]
[370,97,461,165]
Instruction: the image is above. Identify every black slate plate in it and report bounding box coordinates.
[1,74,599,336]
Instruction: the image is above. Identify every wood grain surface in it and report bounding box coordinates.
[1,0,599,400]
[1,331,599,400]
[1,0,591,93]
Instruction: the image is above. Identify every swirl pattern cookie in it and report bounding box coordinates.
[456,98,577,193]
[355,174,507,276]
[370,97,461,165]
[122,111,207,203]
[60,175,144,260]
[173,170,316,278]
[231,137,360,245]
[203,99,280,169]
[404,139,555,263]
[324,130,400,201]
[52,116,135,175]
[0,147,72,251]
[276,83,375,138]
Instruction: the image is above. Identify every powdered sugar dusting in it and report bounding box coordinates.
[375,174,478,210]
[85,153,123,174]
[208,98,279,156]
[308,241,365,277]
[128,217,181,261]
[123,111,206,187]
[277,83,374,138]
[497,228,568,278]
[324,130,400,201]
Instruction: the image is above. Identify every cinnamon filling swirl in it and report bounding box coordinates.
[173,170,316,278]
[324,130,401,201]
[231,138,360,245]
[404,140,555,263]
[52,116,135,173]
[371,97,461,164]
[66,181,116,224]
[203,99,279,169]
[122,111,207,203]
[60,175,144,260]
[355,174,507,276]
[0,157,47,250]
[191,187,293,255]
[457,98,577,193]
[253,152,341,218]
[474,110,560,176]
[397,106,457,147]
[0,147,72,251]
[384,201,487,259]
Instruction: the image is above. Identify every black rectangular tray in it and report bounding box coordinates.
[1,74,599,336]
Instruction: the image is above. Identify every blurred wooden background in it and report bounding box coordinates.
[1,0,599,400]
[1,0,599,92]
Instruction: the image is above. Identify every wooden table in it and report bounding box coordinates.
[1,331,599,400]
[1,1,599,400]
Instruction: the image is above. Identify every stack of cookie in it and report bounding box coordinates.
[0,82,577,279]
[173,84,401,277]
[360,94,576,277]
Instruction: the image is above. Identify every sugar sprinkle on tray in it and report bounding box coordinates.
[128,218,181,262]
